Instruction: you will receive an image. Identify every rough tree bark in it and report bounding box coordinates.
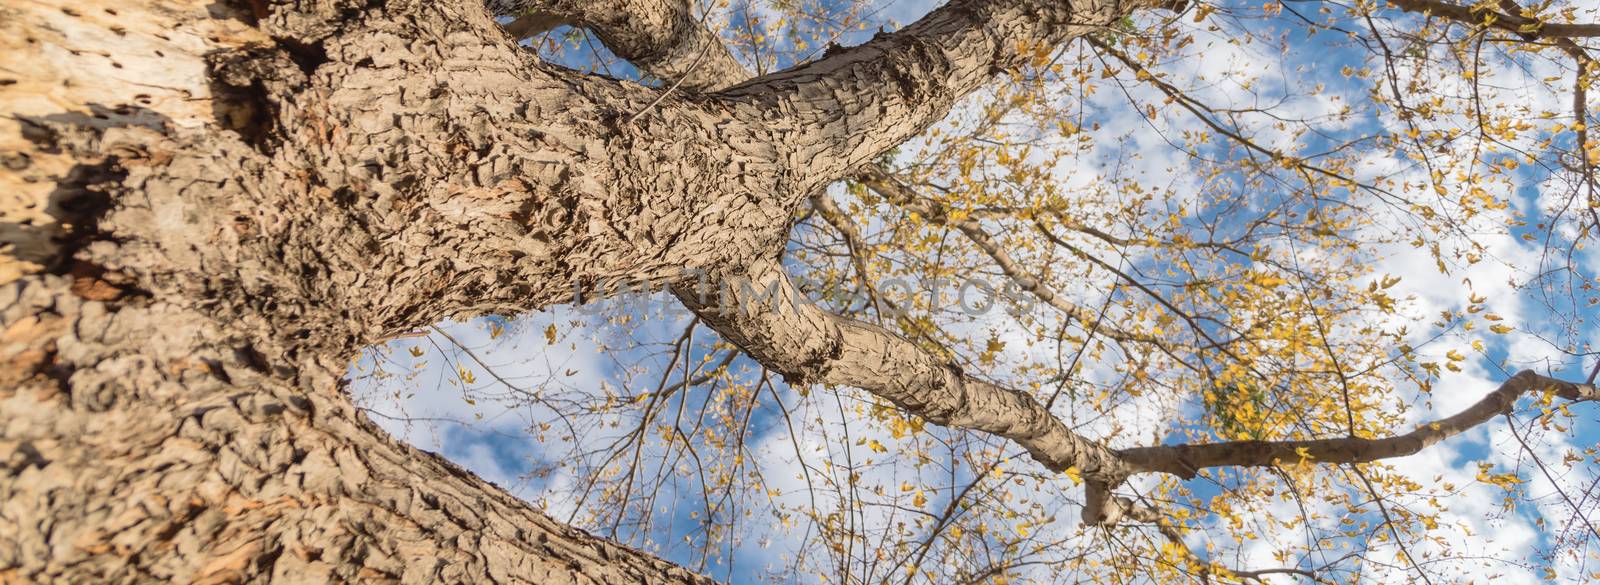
[0,0,1169,580]
[3,0,1594,581]
[0,0,739,580]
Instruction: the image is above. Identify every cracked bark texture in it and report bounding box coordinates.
[490,0,750,92]
[5,0,1590,580]
[0,0,762,581]
[0,0,1173,579]
[0,0,741,580]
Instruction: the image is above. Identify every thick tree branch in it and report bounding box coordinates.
[491,0,749,91]
[722,0,1186,193]
[502,11,565,40]
[670,259,1131,484]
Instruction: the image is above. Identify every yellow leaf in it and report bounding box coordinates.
[544,324,558,344]
[1475,463,1524,489]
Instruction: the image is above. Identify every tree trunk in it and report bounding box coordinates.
[0,0,1198,579]
[0,272,707,583]
[1,0,720,581]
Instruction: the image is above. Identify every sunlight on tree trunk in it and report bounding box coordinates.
[3,0,1598,582]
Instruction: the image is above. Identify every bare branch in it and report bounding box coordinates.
[1386,0,1600,39]
[855,166,1179,354]
[1118,370,1597,477]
